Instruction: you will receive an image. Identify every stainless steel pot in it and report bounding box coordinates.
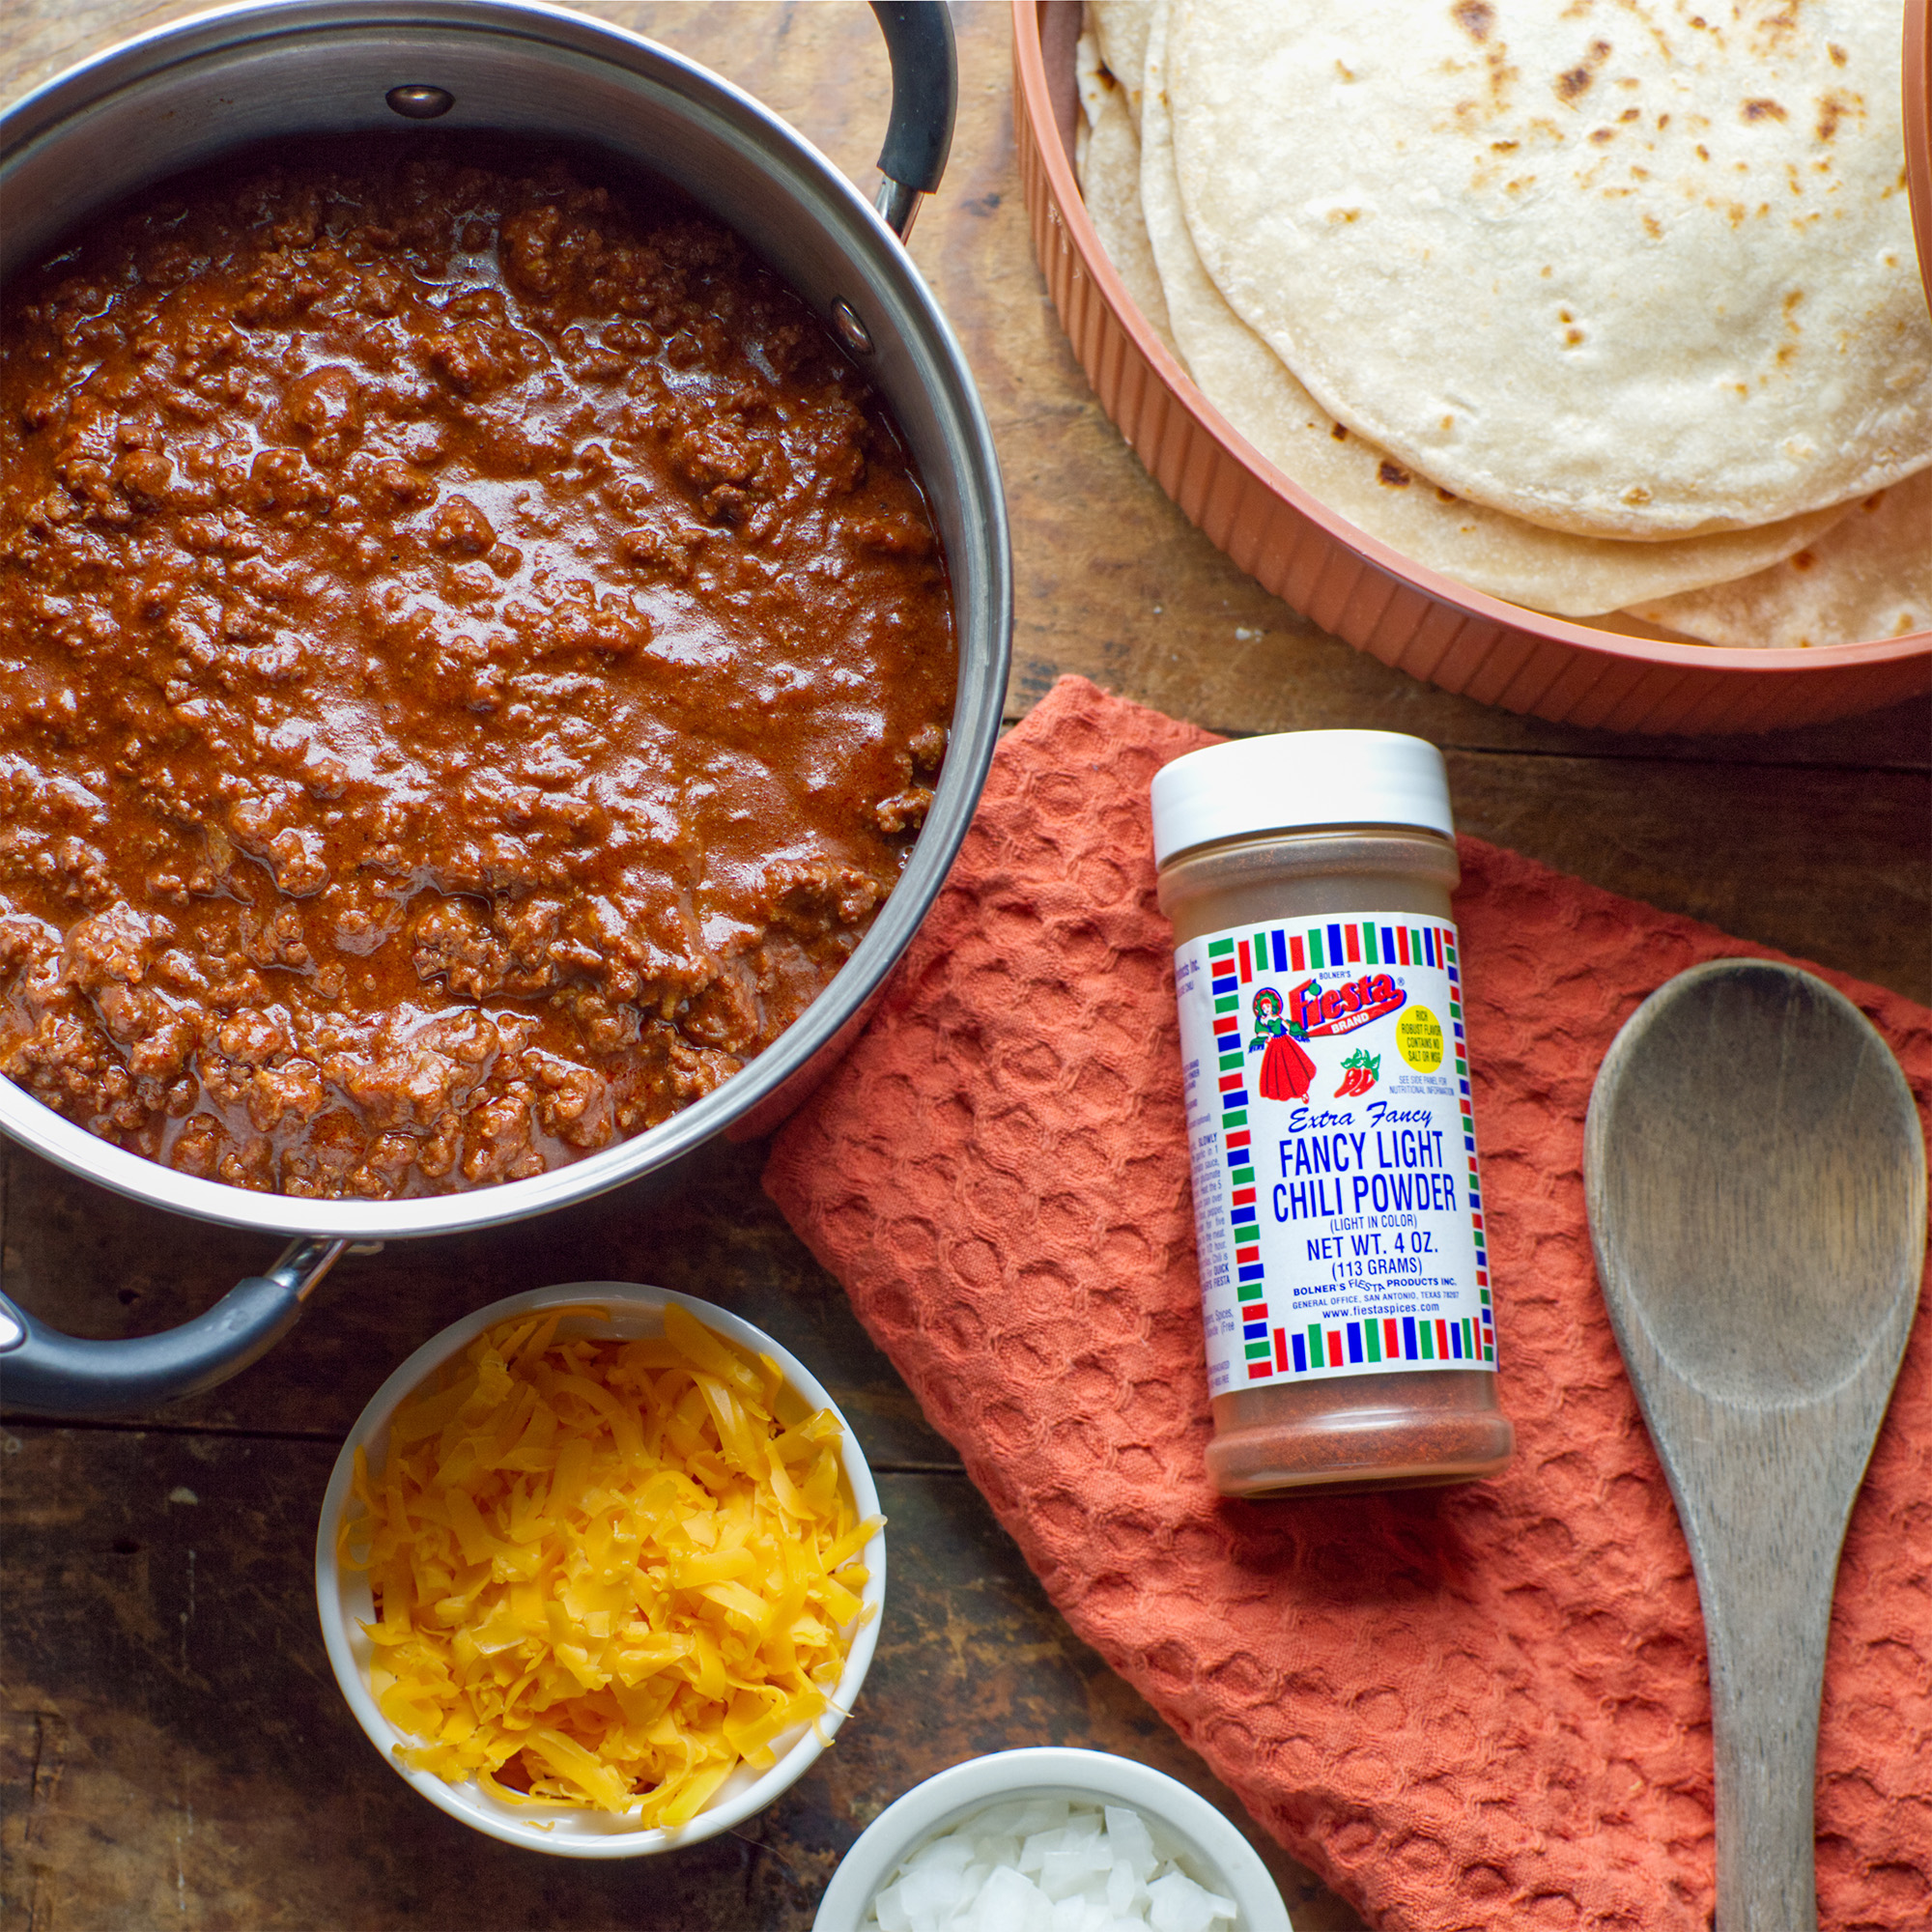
[0,0,1010,1415]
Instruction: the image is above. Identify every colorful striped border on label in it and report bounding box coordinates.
[1280,1313,1490,1374]
[1444,933,1496,1362]
[1232,920,1454,982]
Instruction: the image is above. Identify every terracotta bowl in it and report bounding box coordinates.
[1011,0,1932,734]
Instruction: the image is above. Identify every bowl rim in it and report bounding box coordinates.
[1012,0,1932,680]
[313,1280,886,1859]
[811,1746,1294,1932]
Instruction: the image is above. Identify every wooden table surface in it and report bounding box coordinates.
[2,6,1926,1930]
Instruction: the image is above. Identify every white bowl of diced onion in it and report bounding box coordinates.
[315,1282,885,1858]
[813,1748,1293,1932]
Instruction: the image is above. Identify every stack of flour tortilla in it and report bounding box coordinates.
[1075,0,1931,644]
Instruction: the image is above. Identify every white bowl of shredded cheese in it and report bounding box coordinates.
[814,1748,1293,1932]
[315,1281,885,1856]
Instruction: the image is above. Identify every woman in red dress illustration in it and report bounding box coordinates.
[1248,988,1318,1104]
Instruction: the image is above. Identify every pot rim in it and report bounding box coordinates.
[0,0,1012,1240]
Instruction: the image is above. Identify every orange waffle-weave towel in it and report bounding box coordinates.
[763,677,1931,1932]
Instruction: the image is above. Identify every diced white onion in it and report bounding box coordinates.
[861,1796,1242,1932]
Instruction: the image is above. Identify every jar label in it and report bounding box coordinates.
[1174,914,1494,1393]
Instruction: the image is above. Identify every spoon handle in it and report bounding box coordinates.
[1667,1407,1862,1932]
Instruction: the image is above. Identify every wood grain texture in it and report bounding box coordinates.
[0,1427,1350,1930]
[1586,963,1927,1932]
[0,1126,1358,1930]
[0,4,1926,1930]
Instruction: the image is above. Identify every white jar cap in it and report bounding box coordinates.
[1150,730,1454,865]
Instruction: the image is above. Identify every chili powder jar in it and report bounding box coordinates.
[1152,731,1515,1498]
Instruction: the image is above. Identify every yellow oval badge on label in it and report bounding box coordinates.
[1398,1007,1445,1071]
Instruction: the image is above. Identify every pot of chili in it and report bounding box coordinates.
[0,0,1009,1414]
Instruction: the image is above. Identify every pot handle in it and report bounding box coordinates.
[868,0,957,238]
[0,1236,353,1418]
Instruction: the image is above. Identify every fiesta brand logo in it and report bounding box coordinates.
[1289,972,1406,1038]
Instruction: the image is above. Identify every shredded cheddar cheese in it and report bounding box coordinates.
[340,1304,881,1824]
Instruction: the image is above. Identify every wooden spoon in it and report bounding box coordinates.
[1584,958,1926,1932]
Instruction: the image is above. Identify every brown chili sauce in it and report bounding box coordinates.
[0,139,957,1199]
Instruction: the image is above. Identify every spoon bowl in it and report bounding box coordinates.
[1585,959,1925,1932]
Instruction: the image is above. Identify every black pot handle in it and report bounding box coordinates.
[868,0,957,238]
[0,1236,354,1418]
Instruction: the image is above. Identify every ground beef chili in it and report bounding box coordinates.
[0,139,956,1200]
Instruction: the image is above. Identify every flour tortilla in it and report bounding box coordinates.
[1076,31,1177,354]
[1628,469,1932,646]
[1168,0,1932,539]
[1131,0,1852,617]
[1088,0,1154,134]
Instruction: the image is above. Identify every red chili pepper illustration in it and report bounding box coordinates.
[1333,1048,1381,1097]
